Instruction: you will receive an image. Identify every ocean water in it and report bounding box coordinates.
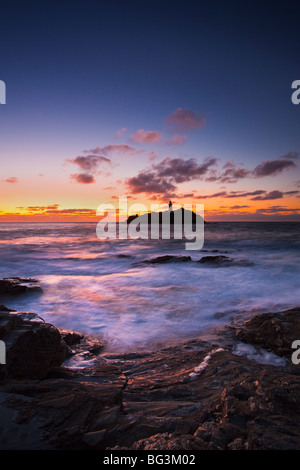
[0,222,299,351]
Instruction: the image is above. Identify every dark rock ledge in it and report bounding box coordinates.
[0,277,42,296]
[132,255,253,267]
[1,304,300,450]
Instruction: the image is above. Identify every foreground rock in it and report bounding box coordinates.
[0,305,70,380]
[234,308,300,358]
[1,306,300,450]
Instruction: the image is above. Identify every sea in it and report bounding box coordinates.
[0,222,299,352]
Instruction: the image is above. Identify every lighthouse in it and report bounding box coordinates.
[168,200,173,211]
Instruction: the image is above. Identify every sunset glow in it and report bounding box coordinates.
[1,3,299,223]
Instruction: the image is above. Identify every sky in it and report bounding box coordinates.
[0,0,300,221]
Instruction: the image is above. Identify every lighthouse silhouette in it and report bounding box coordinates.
[168,200,173,211]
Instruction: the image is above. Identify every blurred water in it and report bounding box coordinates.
[0,222,299,351]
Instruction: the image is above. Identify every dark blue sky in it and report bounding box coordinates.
[1,0,300,220]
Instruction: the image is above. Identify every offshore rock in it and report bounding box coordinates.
[0,277,42,297]
[133,255,192,266]
[198,255,253,267]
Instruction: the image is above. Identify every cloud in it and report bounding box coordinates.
[253,159,296,177]
[255,206,300,214]
[165,108,206,133]
[85,143,143,157]
[196,188,299,202]
[252,189,300,200]
[226,190,266,198]
[281,151,300,160]
[197,190,265,199]
[285,190,300,195]
[203,156,298,184]
[21,204,60,212]
[131,129,162,144]
[70,173,96,184]
[3,177,18,183]
[67,143,134,183]
[126,171,177,196]
[219,166,251,183]
[251,190,283,200]
[164,134,187,145]
[126,156,217,197]
[45,208,96,215]
[69,155,111,172]
[197,191,227,199]
[15,205,97,217]
[153,156,217,183]
[115,127,127,138]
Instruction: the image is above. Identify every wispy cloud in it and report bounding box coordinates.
[69,155,111,172]
[281,151,300,160]
[3,177,18,183]
[205,157,297,184]
[251,190,283,200]
[131,129,162,144]
[115,127,127,138]
[67,143,138,184]
[253,159,296,177]
[164,134,186,145]
[15,205,97,217]
[196,189,299,200]
[165,108,206,133]
[85,143,143,157]
[255,206,300,214]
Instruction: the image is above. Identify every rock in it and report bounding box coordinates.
[198,255,233,265]
[0,307,70,380]
[113,432,209,450]
[61,331,83,346]
[1,305,300,450]
[198,256,252,267]
[134,255,192,266]
[83,430,107,447]
[0,277,42,296]
[234,308,300,358]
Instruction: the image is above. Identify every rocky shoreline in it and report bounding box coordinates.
[0,278,300,450]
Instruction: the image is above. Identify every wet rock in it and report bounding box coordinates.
[61,331,83,346]
[1,305,300,450]
[134,255,192,266]
[111,432,209,450]
[0,277,42,296]
[235,307,300,358]
[198,255,252,267]
[0,307,70,380]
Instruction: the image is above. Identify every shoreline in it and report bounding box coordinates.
[1,284,300,450]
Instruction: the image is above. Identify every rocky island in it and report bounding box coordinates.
[126,205,206,225]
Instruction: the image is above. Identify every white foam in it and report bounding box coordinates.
[232,342,286,366]
[189,348,225,378]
